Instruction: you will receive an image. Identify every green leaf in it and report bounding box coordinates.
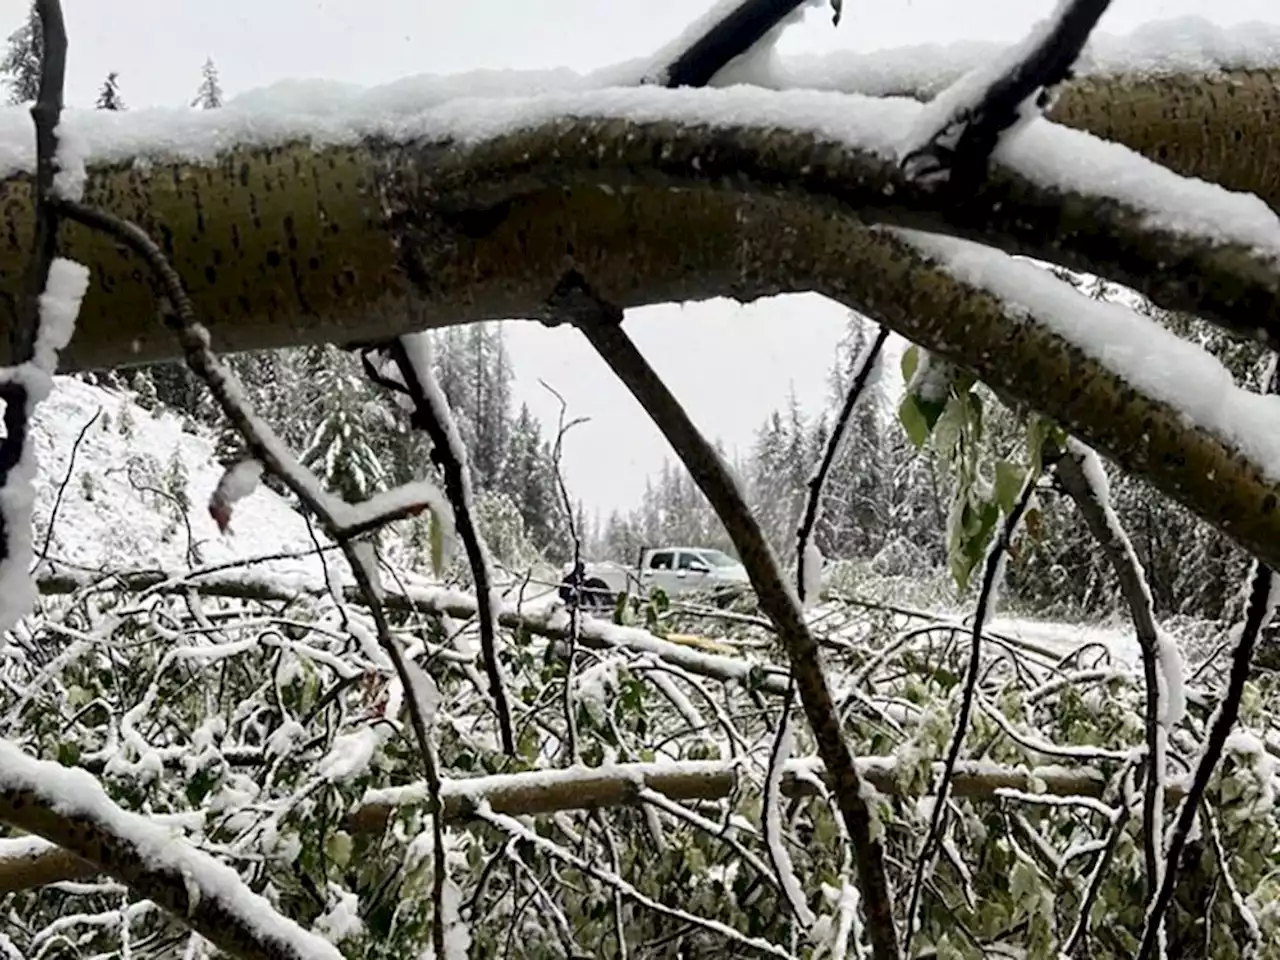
[898,395,932,448]
[994,460,1026,514]
[932,396,966,461]
[326,831,353,869]
[518,724,540,762]
[901,344,920,383]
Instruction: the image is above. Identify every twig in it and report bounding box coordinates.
[1062,765,1136,956]
[569,285,901,960]
[539,378,589,764]
[1201,799,1261,959]
[1135,563,1276,960]
[478,803,798,959]
[903,468,1037,954]
[901,0,1111,189]
[762,675,815,928]
[795,325,888,605]
[380,335,517,756]
[0,741,343,960]
[37,405,101,564]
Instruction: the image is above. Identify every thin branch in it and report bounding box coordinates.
[903,468,1037,954]
[37,404,101,564]
[1135,564,1276,960]
[381,335,517,756]
[479,803,798,959]
[1201,799,1261,960]
[1062,766,1137,956]
[539,378,589,764]
[569,288,901,960]
[762,676,817,930]
[901,0,1112,188]
[795,324,889,604]
[1054,441,1165,905]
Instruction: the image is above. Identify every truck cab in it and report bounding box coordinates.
[637,547,750,598]
[558,546,750,610]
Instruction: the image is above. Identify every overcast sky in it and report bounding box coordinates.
[3,0,1272,521]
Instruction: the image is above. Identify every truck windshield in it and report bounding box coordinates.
[698,550,738,568]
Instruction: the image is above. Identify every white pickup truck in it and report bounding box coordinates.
[559,546,751,609]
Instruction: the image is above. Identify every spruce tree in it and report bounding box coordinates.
[191,57,223,109]
[0,3,41,105]
[96,71,125,110]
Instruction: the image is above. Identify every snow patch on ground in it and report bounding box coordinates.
[30,376,343,586]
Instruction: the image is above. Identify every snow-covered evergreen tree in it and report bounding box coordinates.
[95,71,124,110]
[1,3,40,105]
[191,57,223,109]
[297,345,392,503]
[500,403,567,560]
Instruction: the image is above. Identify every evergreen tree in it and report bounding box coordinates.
[431,323,513,491]
[816,316,891,560]
[499,404,565,560]
[191,57,223,109]
[1,3,40,105]
[96,71,125,110]
[296,345,392,503]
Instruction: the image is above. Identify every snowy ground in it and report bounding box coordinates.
[30,376,340,586]
[28,375,1182,667]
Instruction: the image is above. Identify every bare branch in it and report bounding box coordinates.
[795,325,889,604]
[571,298,901,960]
[377,335,517,756]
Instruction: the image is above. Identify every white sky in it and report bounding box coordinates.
[4,0,1272,519]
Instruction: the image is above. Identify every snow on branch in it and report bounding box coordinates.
[0,740,343,960]
[0,257,88,633]
[900,0,1111,188]
[0,749,1183,896]
[643,0,822,89]
[1055,440,1175,907]
[713,16,1280,97]
[35,563,793,693]
[1136,565,1279,960]
[893,230,1280,485]
[1,71,1278,366]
